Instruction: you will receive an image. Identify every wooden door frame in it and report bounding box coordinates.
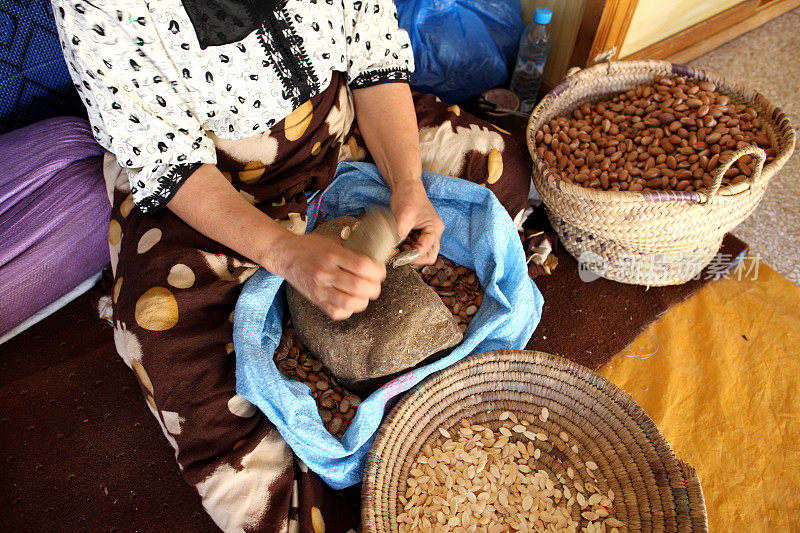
[624,0,800,63]
[569,0,800,69]
[569,0,638,68]
[541,0,797,95]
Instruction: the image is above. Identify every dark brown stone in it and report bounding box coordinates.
[286,216,462,390]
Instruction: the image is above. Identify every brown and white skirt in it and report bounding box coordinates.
[103,72,532,533]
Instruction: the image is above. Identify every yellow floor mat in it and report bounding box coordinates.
[600,260,800,531]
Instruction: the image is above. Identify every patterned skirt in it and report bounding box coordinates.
[105,72,531,532]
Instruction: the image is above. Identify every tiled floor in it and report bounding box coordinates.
[689,8,800,284]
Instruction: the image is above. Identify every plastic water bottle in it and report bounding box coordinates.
[510,7,552,114]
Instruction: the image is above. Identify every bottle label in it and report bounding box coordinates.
[515,57,546,77]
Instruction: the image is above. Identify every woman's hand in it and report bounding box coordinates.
[390,180,444,265]
[276,232,386,321]
[351,83,443,264]
[168,165,385,321]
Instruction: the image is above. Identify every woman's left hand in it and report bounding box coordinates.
[351,82,442,264]
[390,180,444,265]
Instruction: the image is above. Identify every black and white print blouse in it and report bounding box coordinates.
[53,0,414,213]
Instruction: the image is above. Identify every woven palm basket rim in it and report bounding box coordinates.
[526,59,796,205]
[362,350,709,533]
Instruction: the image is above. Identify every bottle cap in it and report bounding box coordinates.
[534,7,552,25]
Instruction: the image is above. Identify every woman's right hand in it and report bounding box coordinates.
[275,232,386,321]
[165,165,383,320]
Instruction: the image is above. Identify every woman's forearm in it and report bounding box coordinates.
[166,164,385,320]
[352,83,422,189]
[352,82,444,263]
[166,164,289,272]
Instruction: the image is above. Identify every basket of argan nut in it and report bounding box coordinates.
[362,350,708,533]
[527,60,795,285]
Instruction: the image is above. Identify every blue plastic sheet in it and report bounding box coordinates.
[233,162,543,488]
[397,0,524,103]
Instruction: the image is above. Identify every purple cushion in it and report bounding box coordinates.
[0,116,109,337]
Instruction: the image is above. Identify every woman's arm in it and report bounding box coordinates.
[352,83,444,265]
[168,164,385,320]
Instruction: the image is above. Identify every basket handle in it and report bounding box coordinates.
[701,145,767,201]
[565,48,616,78]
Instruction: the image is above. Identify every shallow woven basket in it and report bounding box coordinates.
[527,60,796,285]
[362,350,708,532]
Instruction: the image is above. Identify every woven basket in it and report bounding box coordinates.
[363,350,708,532]
[527,60,796,285]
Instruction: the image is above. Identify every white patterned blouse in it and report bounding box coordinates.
[53,0,414,213]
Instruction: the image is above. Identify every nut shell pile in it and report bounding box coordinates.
[534,75,775,192]
[273,321,361,439]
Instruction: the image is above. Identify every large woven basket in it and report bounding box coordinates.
[363,350,708,532]
[527,60,795,285]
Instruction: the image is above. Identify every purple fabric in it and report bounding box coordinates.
[0,116,109,337]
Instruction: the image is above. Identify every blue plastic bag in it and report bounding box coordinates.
[397,0,524,103]
[233,162,543,488]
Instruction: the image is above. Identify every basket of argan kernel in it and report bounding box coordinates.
[527,60,795,285]
[362,350,708,533]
